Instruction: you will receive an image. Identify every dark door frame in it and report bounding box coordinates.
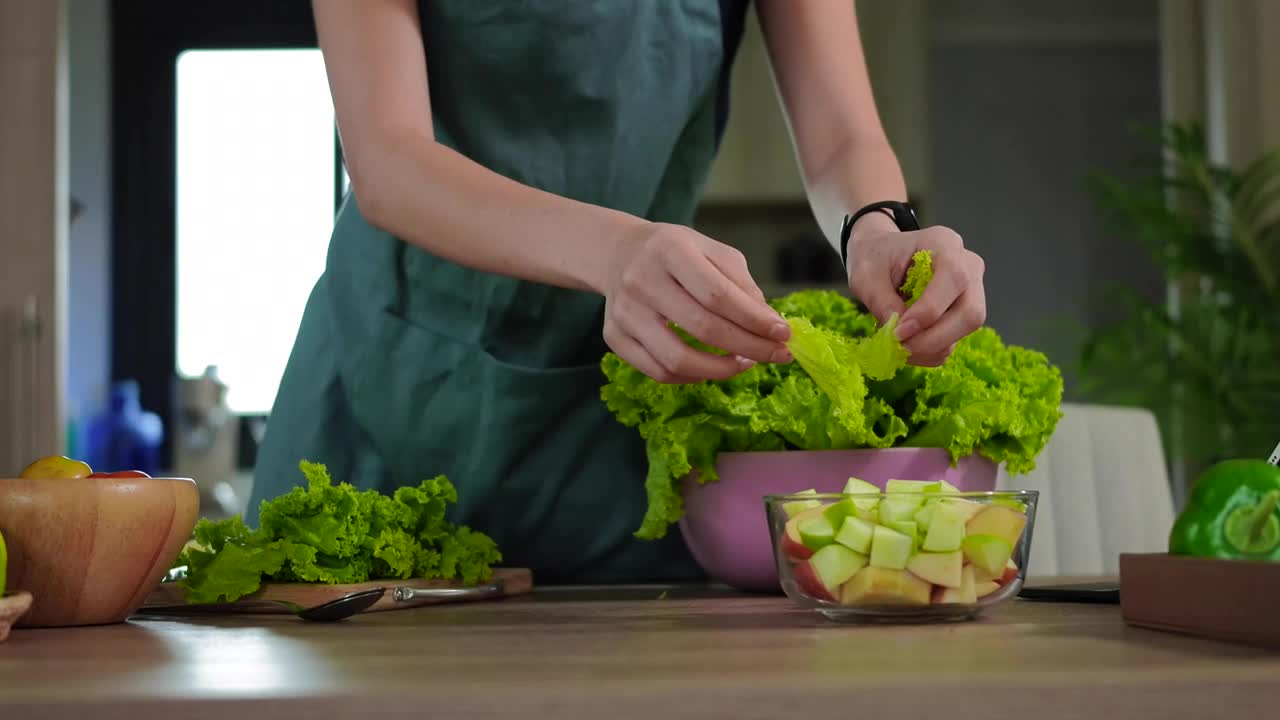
[110,0,339,469]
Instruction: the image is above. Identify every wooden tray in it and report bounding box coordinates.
[1119,553,1280,649]
[140,567,532,616]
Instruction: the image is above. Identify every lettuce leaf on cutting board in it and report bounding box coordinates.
[173,461,501,604]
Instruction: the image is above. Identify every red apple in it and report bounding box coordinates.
[793,559,835,602]
[87,470,151,479]
[781,506,825,561]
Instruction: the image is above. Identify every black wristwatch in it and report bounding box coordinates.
[839,200,920,269]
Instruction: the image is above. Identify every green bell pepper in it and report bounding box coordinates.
[1169,459,1280,561]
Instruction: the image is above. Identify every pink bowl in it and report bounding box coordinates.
[676,448,999,592]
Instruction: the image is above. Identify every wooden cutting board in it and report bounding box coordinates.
[1119,553,1280,649]
[141,567,532,615]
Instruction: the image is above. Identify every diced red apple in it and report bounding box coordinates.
[906,550,963,588]
[932,565,978,604]
[972,558,1019,585]
[840,566,931,606]
[796,544,868,602]
[975,580,1002,598]
[781,506,825,560]
[965,504,1027,548]
[793,559,834,601]
[961,534,1014,575]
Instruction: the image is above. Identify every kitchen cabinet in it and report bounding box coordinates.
[0,0,68,474]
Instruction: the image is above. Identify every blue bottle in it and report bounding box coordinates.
[82,380,165,476]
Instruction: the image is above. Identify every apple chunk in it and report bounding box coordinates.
[782,488,822,517]
[973,558,1020,585]
[781,506,825,560]
[796,545,868,601]
[869,524,914,570]
[798,515,838,551]
[842,477,881,515]
[962,534,1015,575]
[834,515,875,554]
[840,567,931,607]
[932,564,978,604]
[906,550,963,588]
[975,580,1002,598]
[921,500,967,553]
[965,505,1027,548]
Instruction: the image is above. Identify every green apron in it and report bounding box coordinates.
[249,0,750,583]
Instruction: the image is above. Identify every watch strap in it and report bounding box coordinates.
[839,200,920,268]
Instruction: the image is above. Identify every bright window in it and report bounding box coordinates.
[175,48,337,414]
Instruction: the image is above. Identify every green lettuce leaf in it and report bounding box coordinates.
[900,249,934,307]
[172,460,502,603]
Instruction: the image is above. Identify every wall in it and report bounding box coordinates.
[0,0,68,472]
[66,0,112,451]
[927,0,1165,397]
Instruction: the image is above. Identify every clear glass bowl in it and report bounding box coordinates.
[765,488,1039,623]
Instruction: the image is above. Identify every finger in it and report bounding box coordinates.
[903,285,986,359]
[606,328,698,384]
[706,243,767,303]
[907,344,955,367]
[848,248,910,326]
[649,283,791,365]
[632,305,753,381]
[668,253,791,343]
[898,251,969,340]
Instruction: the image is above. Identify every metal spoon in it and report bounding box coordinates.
[138,587,387,622]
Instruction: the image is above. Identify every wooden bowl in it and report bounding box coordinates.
[0,476,199,627]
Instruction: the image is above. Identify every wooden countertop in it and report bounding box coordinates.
[2,582,1278,719]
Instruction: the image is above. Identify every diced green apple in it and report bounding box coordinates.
[932,479,961,495]
[939,497,986,522]
[991,496,1028,513]
[798,515,837,551]
[810,544,868,590]
[887,520,919,552]
[834,515,875,554]
[921,501,967,553]
[840,566,931,606]
[879,497,920,524]
[972,557,1019,584]
[932,564,978,604]
[823,498,859,529]
[962,534,1015,575]
[886,479,942,494]
[965,505,1028,548]
[913,503,936,531]
[782,488,823,517]
[842,477,881,515]
[869,524,914,570]
[906,550,963,588]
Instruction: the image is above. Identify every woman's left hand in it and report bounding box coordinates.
[846,214,987,367]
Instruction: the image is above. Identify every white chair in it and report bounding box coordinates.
[996,402,1176,577]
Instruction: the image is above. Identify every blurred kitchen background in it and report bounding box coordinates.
[3,0,1278,518]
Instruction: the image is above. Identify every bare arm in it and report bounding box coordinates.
[757,0,987,366]
[314,0,636,294]
[312,0,790,380]
[753,0,907,254]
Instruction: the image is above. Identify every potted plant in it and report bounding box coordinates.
[1078,123,1280,487]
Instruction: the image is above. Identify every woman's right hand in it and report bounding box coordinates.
[600,222,793,384]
